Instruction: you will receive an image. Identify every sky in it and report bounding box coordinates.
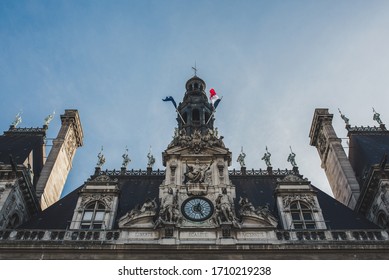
[1,0,389,197]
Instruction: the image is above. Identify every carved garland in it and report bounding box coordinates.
[282,194,316,210]
[79,194,114,211]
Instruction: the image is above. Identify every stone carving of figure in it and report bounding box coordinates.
[160,187,179,223]
[239,197,256,214]
[96,146,105,168]
[44,111,55,126]
[373,108,383,125]
[140,198,157,213]
[147,147,155,168]
[261,146,271,167]
[338,108,349,125]
[287,146,297,168]
[237,146,246,168]
[122,147,131,168]
[215,187,234,223]
[184,159,213,184]
[11,112,22,127]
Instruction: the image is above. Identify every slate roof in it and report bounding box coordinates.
[349,134,389,185]
[0,129,46,185]
[21,170,379,230]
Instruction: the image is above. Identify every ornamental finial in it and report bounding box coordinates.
[338,108,350,125]
[147,146,155,168]
[237,146,246,168]
[373,107,383,125]
[44,110,55,126]
[96,146,106,168]
[11,111,22,127]
[261,146,272,167]
[122,146,131,168]
[287,146,298,168]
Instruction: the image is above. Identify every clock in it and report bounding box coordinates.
[181,197,214,221]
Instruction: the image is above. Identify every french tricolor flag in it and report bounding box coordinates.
[209,88,221,110]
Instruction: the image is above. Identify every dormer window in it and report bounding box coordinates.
[80,201,106,229]
[290,201,316,229]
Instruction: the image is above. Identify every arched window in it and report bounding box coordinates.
[290,201,316,229]
[192,109,200,124]
[81,201,106,229]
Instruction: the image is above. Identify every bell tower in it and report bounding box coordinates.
[157,75,238,240]
[177,76,215,135]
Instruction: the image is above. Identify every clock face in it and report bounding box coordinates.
[182,197,214,221]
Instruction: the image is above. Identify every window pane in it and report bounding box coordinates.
[80,223,90,229]
[303,212,313,221]
[294,223,303,229]
[300,203,309,209]
[95,211,105,221]
[306,223,316,229]
[291,212,301,220]
[82,211,93,221]
[97,202,105,210]
[93,223,103,229]
[290,203,298,209]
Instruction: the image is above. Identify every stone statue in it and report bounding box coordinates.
[160,187,179,223]
[44,111,55,126]
[215,187,234,223]
[287,146,297,167]
[373,108,383,125]
[122,147,131,168]
[140,198,157,213]
[96,146,105,168]
[237,146,246,168]
[11,112,22,127]
[338,108,349,125]
[184,159,213,184]
[147,147,155,168]
[261,146,272,167]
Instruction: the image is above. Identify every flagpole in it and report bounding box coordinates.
[206,96,222,125]
[176,108,186,125]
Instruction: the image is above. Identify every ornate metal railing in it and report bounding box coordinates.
[93,168,299,177]
[1,229,388,243]
[98,169,166,176]
[229,168,298,176]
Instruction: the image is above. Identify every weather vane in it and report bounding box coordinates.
[192,62,197,76]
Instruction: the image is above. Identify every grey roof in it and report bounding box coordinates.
[21,170,379,230]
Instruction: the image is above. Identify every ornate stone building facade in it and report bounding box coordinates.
[0,76,388,259]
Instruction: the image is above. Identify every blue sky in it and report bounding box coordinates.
[1,0,389,197]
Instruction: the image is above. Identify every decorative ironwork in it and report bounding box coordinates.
[229,168,298,176]
[347,126,388,133]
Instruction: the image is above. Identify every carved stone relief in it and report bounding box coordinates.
[118,198,158,228]
[282,194,316,210]
[79,194,114,211]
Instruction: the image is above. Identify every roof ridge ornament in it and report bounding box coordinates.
[147,146,155,168]
[122,146,131,168]
[96,146,105,168]
[44,110,55,126]
[287,146,298,168]
[373,107,384,126]
[261,146,272,167]
[237,146,246,168]
[338,108,350,126]
[11,111,22,128]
